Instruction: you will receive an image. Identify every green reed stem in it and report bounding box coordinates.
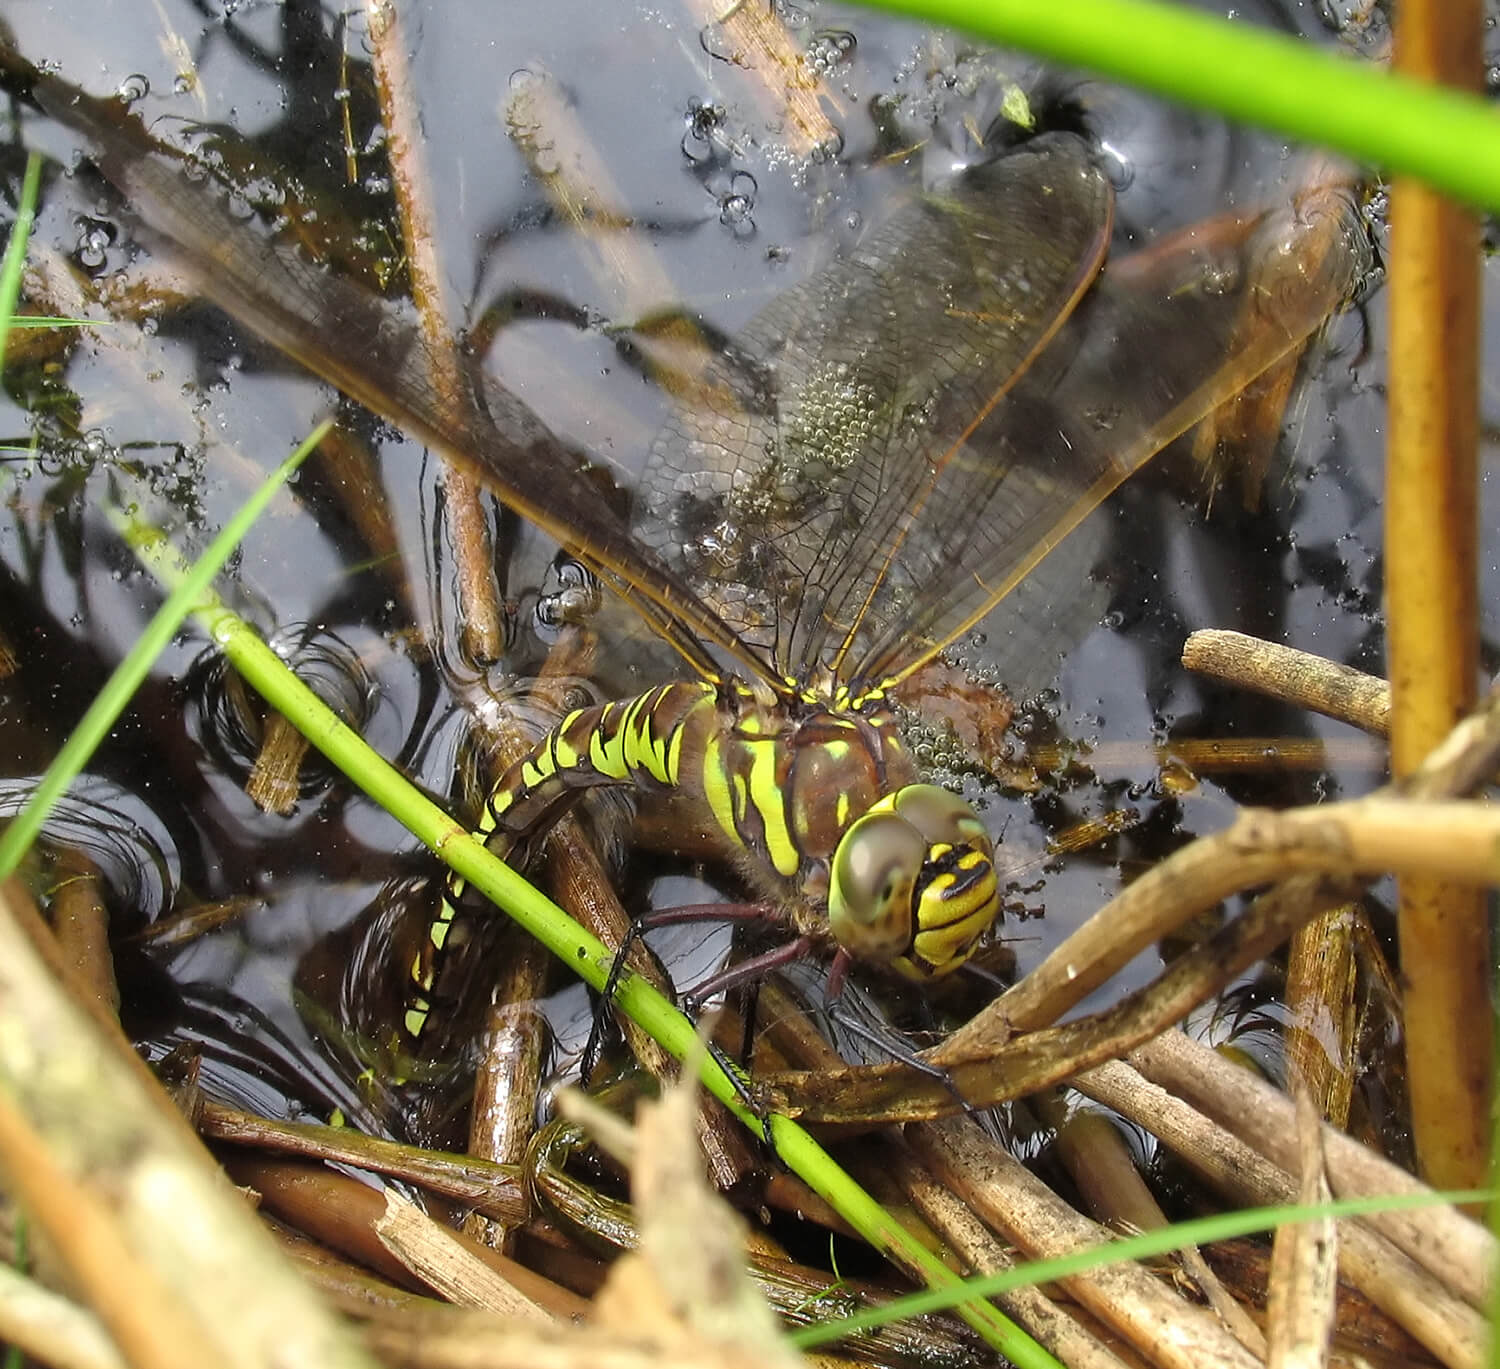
[0,420,331,880]
[852,0,1500,212]
[119,515,1060,1369]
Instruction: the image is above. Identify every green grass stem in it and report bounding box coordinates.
[853,0,1500,212]
[0,151,43,382]
[795,1184,1492,1347]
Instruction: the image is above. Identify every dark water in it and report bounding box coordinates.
[0,0,1492,1142]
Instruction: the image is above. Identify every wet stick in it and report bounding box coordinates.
[0,883,380,1369]
[198,1102,527,1223]
[684,0,844,159]
[908,1116,1264,1369]
[1284,902,1360,1130]
[895,1139,1131,1369]
[1034,1092,1266,1358]
[1069,1057,1485,1368]
[1182,628,1391,737]
[1126,1031,1494,1311]
[366,0,507,664]
[461,950,550,1250]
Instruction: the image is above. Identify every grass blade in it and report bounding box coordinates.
[0,419,333,879]
[851,0,1500,212]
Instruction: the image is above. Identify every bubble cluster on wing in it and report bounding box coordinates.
[636,133,1371,698]
[636,132,1113,693]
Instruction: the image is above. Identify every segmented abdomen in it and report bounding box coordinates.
[403,681,717,1040]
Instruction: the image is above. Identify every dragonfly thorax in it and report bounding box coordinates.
[673,682,1002,979]
[408,678,1000,1040]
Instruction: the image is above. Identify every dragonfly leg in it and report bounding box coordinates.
[680,934,819,1018]
[824,1009,970,1103]
[581,910,778,1130]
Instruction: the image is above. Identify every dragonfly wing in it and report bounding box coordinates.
[13,54,778,691]
[854,170,1372,690]
[633,132,1113,686]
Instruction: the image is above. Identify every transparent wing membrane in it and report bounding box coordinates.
[12,54,775,692]
[13,45,1368,716]
[634,133,1113,690]
[861,177,1371,690]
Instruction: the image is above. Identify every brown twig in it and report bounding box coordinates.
[1265,1091,1339,1369]
[1075,1052,1486,1368]
[908,1116,1263,1369]
[47,854,120,1020]
[683,0,844,159]
[1034,1093,1266,1358]
[1126,1031,1494,1311]
[0,881,379,1369]
[1181,628,1391,736]
[365,0,507,663]
[462,951,550,1249]
[372,1189,552,1320]
[245,710,310,815]
[222,1154,588,1321]
[892,1139,1129,1369]
[1283,902,1359,1128]
[199,1101,526,1223]
[0,1262,124,1369]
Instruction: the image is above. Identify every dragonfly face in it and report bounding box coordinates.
[827,783,1000,979]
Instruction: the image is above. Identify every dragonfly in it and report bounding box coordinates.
[4,43,1367,1048]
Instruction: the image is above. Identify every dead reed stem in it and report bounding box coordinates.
[1386,0,1492,1193]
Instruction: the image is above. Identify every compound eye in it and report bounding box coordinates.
[827,810,925,962]
[890,783,992,854]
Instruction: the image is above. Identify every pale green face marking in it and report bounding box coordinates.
[404,1004,429,1038]
[429,918,450,950]
[410,954,433,992]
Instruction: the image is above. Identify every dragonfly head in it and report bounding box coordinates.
[826,784,999,978]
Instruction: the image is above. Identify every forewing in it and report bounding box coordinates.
[633,133,1113,686]
[13,53,775,691]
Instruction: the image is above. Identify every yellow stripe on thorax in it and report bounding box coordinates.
[702,734,738,847]
[746,739,799,879]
